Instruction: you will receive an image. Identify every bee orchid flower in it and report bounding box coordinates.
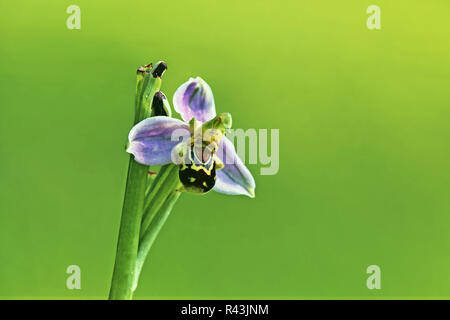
[127,77,255,197]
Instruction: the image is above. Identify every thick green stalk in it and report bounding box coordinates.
[132,189,181,292]
[109,63,165,300]
[110,159,148,299]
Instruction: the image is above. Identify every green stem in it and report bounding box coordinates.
[140,164,179,239]
[109,63,164,300]
[109,159,148,299]
[132,189,181,292]
[143,165,172,214]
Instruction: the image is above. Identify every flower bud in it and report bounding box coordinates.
[151,91,172,117]
[151,61,167,78]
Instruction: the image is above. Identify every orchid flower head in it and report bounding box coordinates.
[127,77,255,197]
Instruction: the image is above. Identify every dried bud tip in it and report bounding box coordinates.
[137,63,153,73]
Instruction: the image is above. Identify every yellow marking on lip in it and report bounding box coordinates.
[189,163,214,176]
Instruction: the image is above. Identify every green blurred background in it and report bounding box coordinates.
[1,0,449,299]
